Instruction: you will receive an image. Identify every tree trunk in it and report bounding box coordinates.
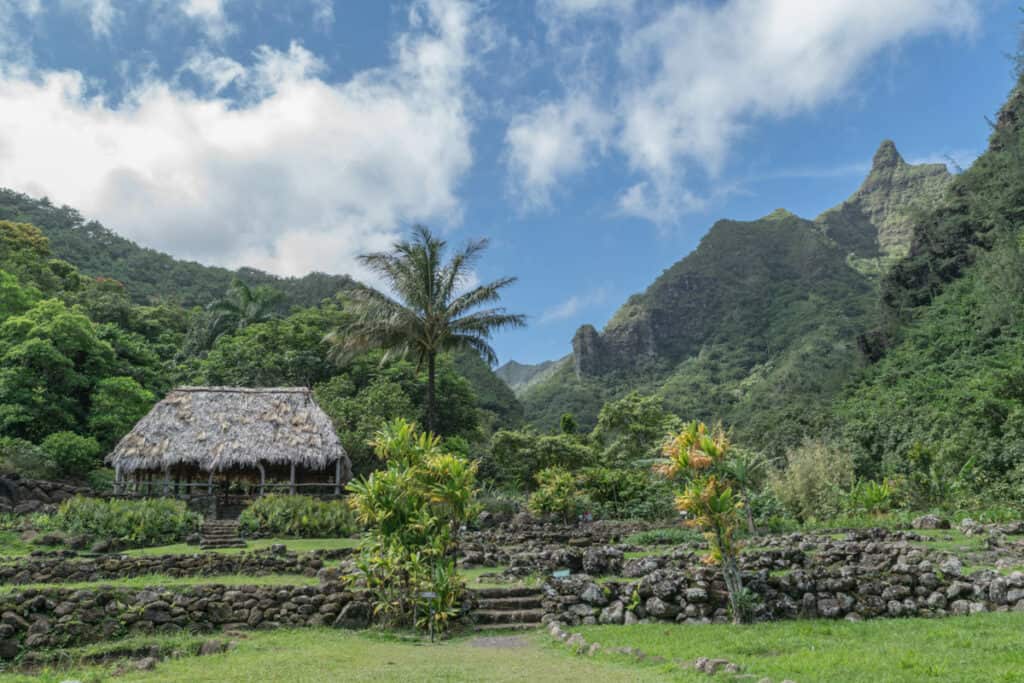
[715,525,748,624]
[744,494,757,536]
[426,351,437,434]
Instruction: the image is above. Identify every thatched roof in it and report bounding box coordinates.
[107,387,350,479]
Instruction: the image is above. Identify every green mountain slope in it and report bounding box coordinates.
[0,189,356,310]
[517,142,953,456]
[837,77,1024,481]
[494,357,566,396]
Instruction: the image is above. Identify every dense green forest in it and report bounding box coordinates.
[0,205,522,484]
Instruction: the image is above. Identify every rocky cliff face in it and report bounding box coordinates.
[558,142,950,382]
[818,140,952,262]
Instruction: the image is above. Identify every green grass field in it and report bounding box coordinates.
[7,613,1024,682]
[576,612,1024,683]
[8,629,656,683]
[120,537,361,557]
[0,572,320,595]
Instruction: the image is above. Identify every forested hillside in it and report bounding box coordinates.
[0,189,356,310]
[0,195,523,483]
[836,79,1024,492]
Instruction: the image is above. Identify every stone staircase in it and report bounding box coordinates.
[199,519,247,550]
[469,587,544,632]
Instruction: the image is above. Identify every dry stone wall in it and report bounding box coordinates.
[0,581,370,658]
[0,477,96,514]
[0,548,354,585]
[542,561,1024,626]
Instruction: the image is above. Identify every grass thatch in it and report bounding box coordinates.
[106,387,350,479]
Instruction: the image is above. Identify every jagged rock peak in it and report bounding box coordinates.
[871,140,905,171]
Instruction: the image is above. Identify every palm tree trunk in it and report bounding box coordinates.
[426,351,437,434]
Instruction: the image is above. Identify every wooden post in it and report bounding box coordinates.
[162,469,170,496]
[113,465,121,495]
[257,463,266,497]
[289,463,296,495]
[334,459,342,496]
[208,472,215,495]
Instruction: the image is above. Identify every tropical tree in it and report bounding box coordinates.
[327,225,524,433]
[208,278,282,337]
[347,418,480,632]
[656,421,751,624]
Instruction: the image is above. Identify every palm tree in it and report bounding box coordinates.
[327,225,525,433]
[208,278,282,338]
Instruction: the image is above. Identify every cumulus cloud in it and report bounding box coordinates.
[0,0,476,281]
[505,94,612,207]
[513,0,980,224]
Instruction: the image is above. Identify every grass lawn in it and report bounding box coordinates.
[121,537,361,557]
[575,612,1024,683]
[6,629,666,683]
[0,531,59,558]
[910,529,988,553]
[460,566,545,589]
[0,572,320,595]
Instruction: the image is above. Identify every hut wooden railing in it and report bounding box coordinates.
[113,458,348,498]
[111,481,347,499]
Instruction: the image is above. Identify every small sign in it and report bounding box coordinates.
[552,569,571,578]
[419,591,437,599]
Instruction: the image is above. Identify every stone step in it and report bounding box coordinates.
[471,623,543,632]
[200,542,247,550]
[470,587,543,599]
[476,596,543,610]
[472,609,544,625]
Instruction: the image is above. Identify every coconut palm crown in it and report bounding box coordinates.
[326,225,525,433]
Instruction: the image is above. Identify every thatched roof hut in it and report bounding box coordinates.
[107,387,351,494]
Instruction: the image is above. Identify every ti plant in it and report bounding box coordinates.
[347,418,480,634]
[656,421,752,624]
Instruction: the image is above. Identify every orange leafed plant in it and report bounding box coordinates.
[655,420,750,623]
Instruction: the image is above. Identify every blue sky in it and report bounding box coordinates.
[0,1,1018,365]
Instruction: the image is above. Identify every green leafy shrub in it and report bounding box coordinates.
[846,479,893,515]
[576,466,676,521]
[40,432,102,479]
[768,439,854,522]
[0,437,55,479]
[527,466,585,523]
[239,494,357,538]
[625,527,702,546]
[53,496,199,547]
[348,418,479,633]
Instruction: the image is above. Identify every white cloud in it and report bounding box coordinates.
[0,0,476,281]
[505,94,612,207]
[179,0,233,42]
[520,0,980,225]
[540,287,608,323]
[180,50,245,93]
[310,0,333,29]
[540,0,635,17]
[62,0,118,37]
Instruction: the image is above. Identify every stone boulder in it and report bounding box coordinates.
[912,515,950,530]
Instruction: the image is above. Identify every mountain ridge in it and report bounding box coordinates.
[511,140,955,452]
